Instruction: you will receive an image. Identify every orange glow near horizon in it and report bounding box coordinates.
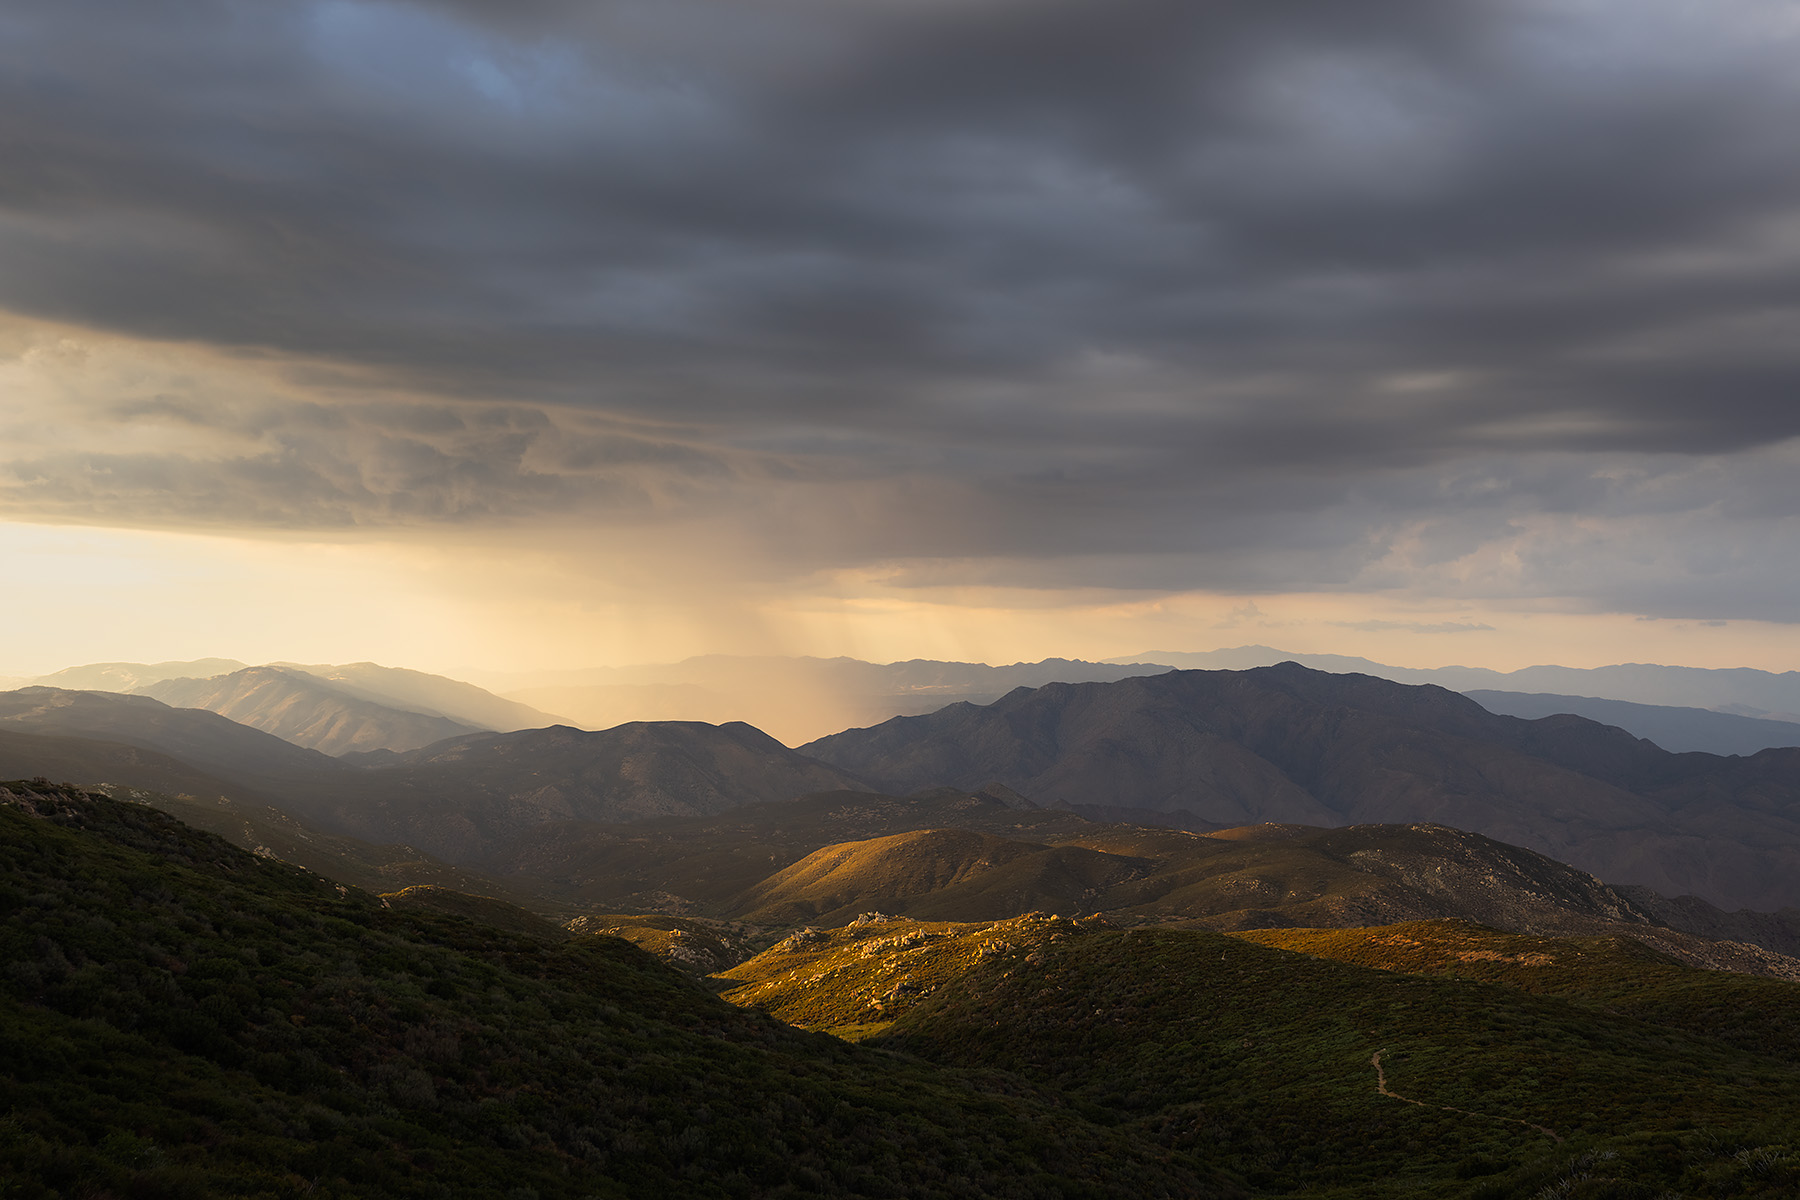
[5,519,1800,682]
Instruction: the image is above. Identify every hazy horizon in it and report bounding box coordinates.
[13,640,1800,691]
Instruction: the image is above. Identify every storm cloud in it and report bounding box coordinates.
[4,0,1800,617]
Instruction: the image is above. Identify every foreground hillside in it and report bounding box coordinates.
[0,783,1227,1199]
[722,914,1800,1197]
[11,781,1800,1197]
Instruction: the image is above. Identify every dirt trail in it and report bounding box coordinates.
[1371,1050,1562,1143]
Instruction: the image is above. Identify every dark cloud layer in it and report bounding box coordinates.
[4,0,1800,615]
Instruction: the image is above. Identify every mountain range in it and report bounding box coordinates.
[1124,645,1800,723]
[9,661,1800,934]
[16,650,1800,758]
[802,663,1800,911]
[1464,688,1800,757]
[492,654,1175,746]
[494,649,1800,752]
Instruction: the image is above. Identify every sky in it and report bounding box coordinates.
[5,0,1800,678]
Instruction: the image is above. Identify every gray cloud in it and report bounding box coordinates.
[4,0,1800,615]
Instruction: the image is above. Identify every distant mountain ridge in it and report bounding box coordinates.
[495,654,1174,745]
[8,658,565,756]
[500,649,1800,752]
[1466,689,1800,756]
[24,650,1800,755]
[32,657,250,691]
[139,666,482,755]
[272,661,560,731]
[1117,645,1800,717]
[802,663,1800,911]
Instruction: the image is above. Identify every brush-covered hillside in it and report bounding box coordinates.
[721,913,1800,1198]
[0,782,1232,1199]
